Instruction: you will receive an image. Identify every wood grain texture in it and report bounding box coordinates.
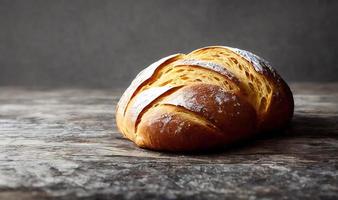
[0,83,337,200]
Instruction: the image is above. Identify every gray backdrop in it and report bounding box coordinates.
[0,0,337,88]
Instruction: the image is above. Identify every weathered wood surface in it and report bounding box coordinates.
[0,83,337,200]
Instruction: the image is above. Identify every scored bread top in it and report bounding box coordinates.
[116,46,294,148]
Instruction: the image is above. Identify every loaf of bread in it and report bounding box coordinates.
[116,46,294,151]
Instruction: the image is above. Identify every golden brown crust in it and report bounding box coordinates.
[116,46,294,152]
[116,54,182,136]
[162,84,257,140]
[259,79,294,132]
[135,104,227,151]
[123,86,181,141]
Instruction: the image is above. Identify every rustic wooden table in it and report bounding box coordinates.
[0,83,337,200]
